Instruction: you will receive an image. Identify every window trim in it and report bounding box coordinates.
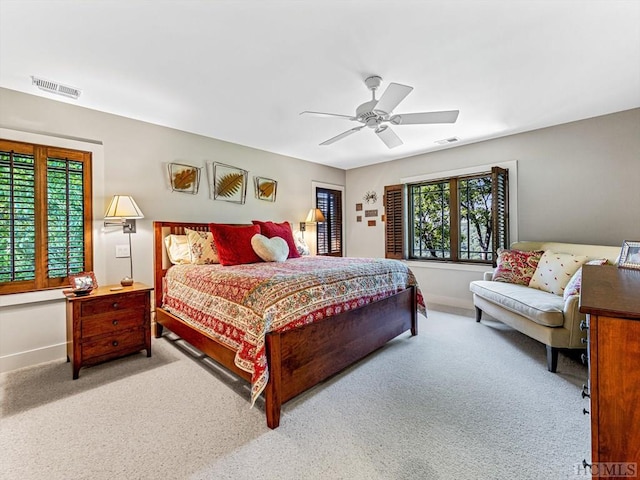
[0,128,105,300]
[311,181,345,256]
[401,160,518,248]
[0,139,93,294]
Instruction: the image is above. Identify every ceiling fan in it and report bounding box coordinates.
[300,75,459,149]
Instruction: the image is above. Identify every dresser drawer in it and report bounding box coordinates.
[81,309,146,338]
[81,292,147,317]
[82,329,146,361]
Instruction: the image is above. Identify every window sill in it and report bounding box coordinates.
[0,289,66,308]
[403,260,492,273]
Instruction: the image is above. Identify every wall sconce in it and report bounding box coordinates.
[104,195,144,286]
[300,208,326,238]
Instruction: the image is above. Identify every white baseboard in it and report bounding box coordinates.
[0,343,66,374]
[424,294,474,311]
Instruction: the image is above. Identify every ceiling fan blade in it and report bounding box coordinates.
[300,110,355,120]
[375,125,403,149]
[320,125,365,146]
[374,83,413,114]
[390,110,460,125]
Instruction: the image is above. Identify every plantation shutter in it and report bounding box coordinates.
[384,184,404,259]
[316,187,342,256]
[0,139,92,294]
[491,166,509,267]
[46,155,88,281]
[0,148,36,288]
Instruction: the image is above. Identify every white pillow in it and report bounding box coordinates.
[251,234,289,262]
[164,234,191,265]
[529,250,589,295]
[185,228,219,264]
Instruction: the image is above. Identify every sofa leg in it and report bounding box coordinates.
[475,306,482,323]
[546,345,559,373]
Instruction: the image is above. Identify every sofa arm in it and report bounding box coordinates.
[483,271,494,281]
[563,294,588,348]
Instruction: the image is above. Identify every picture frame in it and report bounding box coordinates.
[168,162,201,194]
[618,240,640,270]
[254,176,277,202]
[208,162,248,204]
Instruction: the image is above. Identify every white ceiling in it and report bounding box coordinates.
[1,1,639,170]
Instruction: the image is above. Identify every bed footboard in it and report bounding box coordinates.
[264,286,416,428]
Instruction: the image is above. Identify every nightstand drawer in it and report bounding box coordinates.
[81,292,147,317]
[82,329,146,360]
[81,309,146,338]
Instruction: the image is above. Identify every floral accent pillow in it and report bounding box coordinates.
[185,228,219,264]
[562,258,608,301]
[492,249,544,285]
[529,251,589,295]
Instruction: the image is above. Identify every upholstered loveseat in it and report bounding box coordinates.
[469,241,620,372]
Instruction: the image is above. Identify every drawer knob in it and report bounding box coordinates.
[579,320,588,331]
[112,302,119,309]
[112,340,119,347]
[112,320,119,326]
[581,337,588,345]
[581,353,588,365]
[581,384,590,399]
[583,408,589,416]
[583,459,591,469]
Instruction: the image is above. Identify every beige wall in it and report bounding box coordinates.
[1,84,638,372]
[346,108,640,309]
[0,87,345,372]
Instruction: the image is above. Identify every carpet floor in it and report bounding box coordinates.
[0,308,590,480]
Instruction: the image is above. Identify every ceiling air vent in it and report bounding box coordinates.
[31,76,81,99]
[435,137,459,145]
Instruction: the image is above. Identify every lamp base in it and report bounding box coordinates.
[120,277,134,287]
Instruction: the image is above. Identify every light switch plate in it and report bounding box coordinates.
[115,244,130,258]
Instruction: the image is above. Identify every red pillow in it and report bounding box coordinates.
[251,220,300,259]
[208,223,262,266]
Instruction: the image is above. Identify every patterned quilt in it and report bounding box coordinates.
[162,256,425,405]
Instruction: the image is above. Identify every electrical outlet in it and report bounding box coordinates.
[115,244,130,258]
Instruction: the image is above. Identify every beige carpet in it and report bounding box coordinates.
[0,308,590,480]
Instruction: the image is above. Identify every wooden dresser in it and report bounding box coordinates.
[66,282,153,379]
[580,265,640,477]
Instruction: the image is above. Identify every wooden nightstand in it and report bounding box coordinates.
[65,282,153,379]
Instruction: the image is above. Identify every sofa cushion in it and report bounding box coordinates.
[529,250,589,295]
[492,249,544,285]
[470,280,565,327]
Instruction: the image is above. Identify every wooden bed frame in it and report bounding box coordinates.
[153,221,418,428]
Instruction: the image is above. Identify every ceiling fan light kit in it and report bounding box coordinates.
[301,75,459,149]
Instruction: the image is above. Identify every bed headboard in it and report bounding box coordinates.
[153,221,210,309]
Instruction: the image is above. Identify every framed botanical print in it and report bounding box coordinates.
[254,176,277,202]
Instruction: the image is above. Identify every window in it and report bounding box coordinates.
[316,187,343,256]
[385,166,508,265]
[0,139,92,294]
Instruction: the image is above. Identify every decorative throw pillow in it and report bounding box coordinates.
[563,258,608,300]
[164,234,192,264]
[251,234,289,262]
[492,249,544,285]
[529,250,589,295]
[208,223,262,266]
[251,220,301,259]
[185,228,219,264]
[293,230,310,256]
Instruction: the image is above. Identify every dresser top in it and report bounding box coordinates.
[580,265,640,320]
[64,282,152,302]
